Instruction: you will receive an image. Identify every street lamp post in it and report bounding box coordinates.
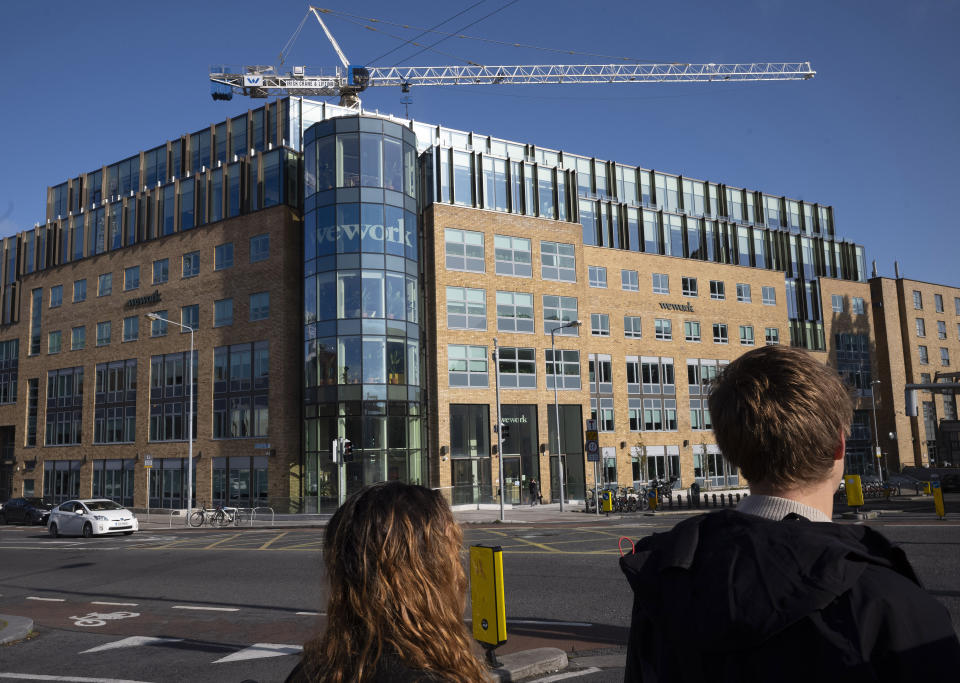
[146,313,195,514]
[870,379,883,482]
[550,319,581,512]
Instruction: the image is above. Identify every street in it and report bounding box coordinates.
[1,512,958,682]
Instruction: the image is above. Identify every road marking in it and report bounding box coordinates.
[506,619,593,627]
[80,636,183,653]
[295,611,322,616]
[0,674,153,682]
[26,597,65,602]
[258,531,289,550]
[527,667,602,682]
[212,643,303,663]
[202,533,242,550]
[171,605,239,612]
[91,602,139,607]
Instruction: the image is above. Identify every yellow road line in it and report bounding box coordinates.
[258,531,290,550]
[510,537,564,553]
[203,533,242,550]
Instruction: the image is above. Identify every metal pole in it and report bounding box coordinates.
[493,339,505,523]
[594,351,602,517]
[870,380,883,482]
[551,327,565,512]
[187,327,194,515]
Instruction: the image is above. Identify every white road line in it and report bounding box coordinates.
[81,636,183,654]
[170,605,239,612]
[295,611,322,616]
[0,674,154,682]
[506,619,593,627]
[526,668,603,683]
[90,602,139,607]
[213,643,303,664]
[26,597,65,602]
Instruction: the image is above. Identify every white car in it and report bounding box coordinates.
[48,499,139,538]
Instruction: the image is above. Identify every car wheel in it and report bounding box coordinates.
[123,531,134,536]
[0,513,6,525]
[49,523,59,538]
[82,523,93,538]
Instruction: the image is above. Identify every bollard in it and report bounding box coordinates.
[720,493,726,506]
[712,494,717,506]
[735,493,741,503]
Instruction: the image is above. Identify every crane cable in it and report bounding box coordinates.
[314,6,680,65]
[278,9,312,67]
[364,0,487,66]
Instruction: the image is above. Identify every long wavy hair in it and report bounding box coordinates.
[299,482,488,682]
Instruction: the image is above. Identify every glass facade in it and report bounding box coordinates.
[302,115,424,512]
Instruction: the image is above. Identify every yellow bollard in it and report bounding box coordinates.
[844,475,864,508]
[470,545,507,666]
[932,480,946,519]
[601,490,614,513]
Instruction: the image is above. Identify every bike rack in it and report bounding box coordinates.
[250,506,275,525]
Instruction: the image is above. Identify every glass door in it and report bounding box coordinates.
[502,457,522,504]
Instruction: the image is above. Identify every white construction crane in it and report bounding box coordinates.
[209,6,815,108]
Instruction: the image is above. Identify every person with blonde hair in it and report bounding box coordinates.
[286,482,488,682]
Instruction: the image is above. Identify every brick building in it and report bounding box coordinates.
[0,96,932,510]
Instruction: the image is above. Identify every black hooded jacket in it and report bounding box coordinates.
[619,510,960,682]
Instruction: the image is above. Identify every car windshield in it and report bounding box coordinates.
[25,498,53,509]
[85,500,125,511]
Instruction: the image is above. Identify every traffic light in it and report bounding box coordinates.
[499,422,510,440]
[342,438,354,462]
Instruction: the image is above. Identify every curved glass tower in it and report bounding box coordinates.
[301,116,423,510]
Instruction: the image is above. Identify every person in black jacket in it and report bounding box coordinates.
[620,345,960,682]
[286,482,488,682]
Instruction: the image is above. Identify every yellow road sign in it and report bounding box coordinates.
[844,474,864,507]
[470,545,506,648]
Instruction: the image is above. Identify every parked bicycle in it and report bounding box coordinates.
[189,502,248,527]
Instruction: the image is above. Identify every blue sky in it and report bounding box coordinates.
[1,0,958,285]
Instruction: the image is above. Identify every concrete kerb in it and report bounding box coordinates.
[0,614,34,645]
[488,647,569,682]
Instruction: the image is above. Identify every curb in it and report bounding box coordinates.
[489,647,568,682]
[0,614,34,645]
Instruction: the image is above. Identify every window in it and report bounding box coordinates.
[182,251,200,278]
[765,327,780,345]
[214,299,234,327]
[151,310,168,337]
[96,321,111,346]
[50,285,63,308]
[250,292,270,321]
[852,297,865,315]
[761,286,777,306]
[545,349,580,390]
[496,291,534,333]
[935,293,944,313]
[181,304,199,331]
[447,287,486,330]
[684,321,701,342]
[591,313,610,336]
[98,273,112,297]
[736,283,751,303]
[588,266,607,288]
[445,228,485,272]
[122,316,139,342]
[497,347,536,388]
[709,280,725,300]
[831,294,844,313]
[918,345,929,365]
[937,320,947,340]
[956,297,960,316]
[250,233,270,263]
[48,331,62,354]
[494,235,532,277]
[916,318,926,337]
[213,342,269,439]
[94,360,137,444]
[540,241,576,282]
[448,344,488,387]
[713,323,728,344]
[913,290,923,310]
[655,318,672,341]
[71,326,85,351]
[652,273,669,294]
[215,243,234,270]
[624,316,642,339]
[681,277,698,297]
[45,367,84,446]
[739,325,755,346]
[73,279,86,303]
[149,351,197,442]
[153,259,169,284]
[543,295,578,335]
[124,266,140,291]
[621,269,639,291]
[941,348,951,367]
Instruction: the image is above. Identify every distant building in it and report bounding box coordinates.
[0,97,917,509]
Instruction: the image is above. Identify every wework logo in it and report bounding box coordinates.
[503,415,528,424]
[125,290,161,309]
[317,224,413,248]
[659,302,694,313]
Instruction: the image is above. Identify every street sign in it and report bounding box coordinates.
[143,455,153,469]
[875,447,882,458]
[585,420,599,462]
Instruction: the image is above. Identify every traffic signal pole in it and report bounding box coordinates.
[493,339,506,523]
